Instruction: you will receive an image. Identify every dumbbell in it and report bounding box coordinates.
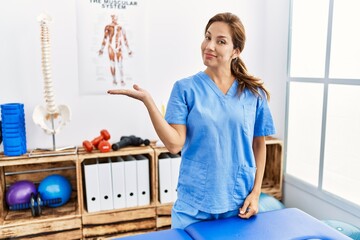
[9,192,62,217]
[83,129,111,153]
[112,135,150,151]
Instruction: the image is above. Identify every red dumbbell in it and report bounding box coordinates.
[83,130,111,153]
[98,140,111,153]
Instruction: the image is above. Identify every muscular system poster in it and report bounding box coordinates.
[76,1,147,94]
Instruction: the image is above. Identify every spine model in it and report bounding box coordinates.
[33,13,71,142]
[39,14,58,118]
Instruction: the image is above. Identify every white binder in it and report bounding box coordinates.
[135,155,150,206]
[170,153,181,202]
[158,153,173,203]
[111,156,126,209]
[98,157,114,211]
[83,158,101,212]
[123,155,138,207]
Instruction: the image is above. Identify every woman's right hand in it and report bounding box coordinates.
[108,84,150,103]
[108,83,186,153]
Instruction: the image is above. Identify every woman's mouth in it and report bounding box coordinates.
[204,53,216,59]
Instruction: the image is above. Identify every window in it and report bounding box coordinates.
[286,0,360,213]
[289,0,329,78]
[323,84,360,205]
[329,0,360,79]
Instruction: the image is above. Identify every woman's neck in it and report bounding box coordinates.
[204,68,235,94]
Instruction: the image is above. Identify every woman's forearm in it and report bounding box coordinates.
[144,97,186,154]
[252,136,266,195]
[108,85,186,153]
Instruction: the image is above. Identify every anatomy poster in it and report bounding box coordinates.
[76,1,147,95]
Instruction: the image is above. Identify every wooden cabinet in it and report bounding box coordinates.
[78,146,157,239]
[262,137,284,200]
[0,152,82,239]
[153,147,175,231]
[0,138,283,239]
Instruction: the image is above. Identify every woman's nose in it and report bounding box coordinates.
[205,40,215,50]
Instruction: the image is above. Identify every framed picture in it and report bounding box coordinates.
[76,0,147,95]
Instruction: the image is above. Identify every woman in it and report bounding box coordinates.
[108,12,275,229]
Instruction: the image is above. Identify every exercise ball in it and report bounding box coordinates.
[6,180,37,206]
[259,192,285,212]
[322,220,360,240]
[38,174,72,207]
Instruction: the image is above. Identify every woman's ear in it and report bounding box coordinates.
[232,48,240,60]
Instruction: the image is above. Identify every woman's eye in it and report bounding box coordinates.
[218,40,226,44]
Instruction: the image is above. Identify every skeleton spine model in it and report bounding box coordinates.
[39,15,57,116]
[32,13,71,140]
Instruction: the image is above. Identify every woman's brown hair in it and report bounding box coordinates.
[205,12,270,100]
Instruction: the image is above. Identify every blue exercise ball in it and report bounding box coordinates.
[322,220,360,240]
[259,192,285,212]
[38,174,72,207]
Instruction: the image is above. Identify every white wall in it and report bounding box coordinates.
[0,0,281,150]
[284,179,360,227]
[263,0,289,140]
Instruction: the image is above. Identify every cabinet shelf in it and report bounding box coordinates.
[0,153,81,239]
[78,146,157,239]
[0,138,283,239]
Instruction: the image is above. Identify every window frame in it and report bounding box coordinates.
[285,0,360,217]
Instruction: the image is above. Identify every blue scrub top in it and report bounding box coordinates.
[165,71,276,214]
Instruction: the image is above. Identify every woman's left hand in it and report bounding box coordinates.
[238,191,260,219]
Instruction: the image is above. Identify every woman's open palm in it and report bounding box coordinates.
[108,84,150,103]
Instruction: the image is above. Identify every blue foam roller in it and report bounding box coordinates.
[0,103,24,111]
[1,103,27,156]
[0,120,2,145]
[3,137,23,146]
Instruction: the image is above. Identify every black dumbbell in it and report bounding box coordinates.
[9,192,62,217]
[112,135,150,151]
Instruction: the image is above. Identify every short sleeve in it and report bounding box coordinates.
[165,81,188,125]
[254,91,276,137]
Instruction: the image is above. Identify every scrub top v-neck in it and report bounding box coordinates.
[165,71,275,214]
[201,71,238,100]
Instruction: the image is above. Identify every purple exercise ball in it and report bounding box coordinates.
[6,180,37,206]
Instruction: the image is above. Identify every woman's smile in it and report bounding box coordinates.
[204,52,216,60]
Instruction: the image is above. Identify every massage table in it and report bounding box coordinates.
[116,208,351,240]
